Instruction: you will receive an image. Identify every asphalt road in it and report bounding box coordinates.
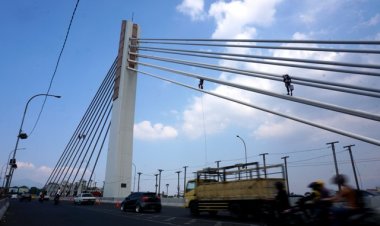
[1,199,262,226]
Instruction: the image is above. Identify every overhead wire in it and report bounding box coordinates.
[29,0,81,136]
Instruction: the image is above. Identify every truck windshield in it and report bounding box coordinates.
[186,181,195,192]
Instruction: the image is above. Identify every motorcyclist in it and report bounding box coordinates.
[39,191,45,203]
[274,181,290,212]
[54,187,62,205]
[306,180,331,222]
[328,174,359,226]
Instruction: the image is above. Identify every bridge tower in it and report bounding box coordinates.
[103,20,139,198]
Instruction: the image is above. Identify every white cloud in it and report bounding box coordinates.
[181,84,259,139]
[298,0,341,25]
[17,161,35,169]
[208,0,281,38]
[176,0,206,21]
[134,121,178,140]
[364,13,380,26]
[36,165,53,175]
[376,33,380,40]
[11,162,52,186]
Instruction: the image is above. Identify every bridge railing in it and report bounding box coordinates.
[0,197,10,221]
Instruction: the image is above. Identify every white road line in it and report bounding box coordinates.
[184,219,197,224]
[164,217,176,221]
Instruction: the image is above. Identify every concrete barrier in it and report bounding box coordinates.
[0,198,10,221]
[66,195,380,212]
[97,197,185,207]
[365,196,380,213]
[161,197,185,207]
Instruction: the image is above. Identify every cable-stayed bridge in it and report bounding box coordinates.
[44,20,380,198]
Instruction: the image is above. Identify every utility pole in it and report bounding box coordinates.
[158,169,163,196]
[260,153,269,178]
[344,144,360,190]
[183,166,188,195]
[137,172,142,192]
[154,174,158,194]
[215,160,221,169]
[327,141,340,191]
[281,156,290,195]
[166,184,169,197]
[176,171,181,197]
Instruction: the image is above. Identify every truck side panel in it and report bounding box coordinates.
[196,178,284,201]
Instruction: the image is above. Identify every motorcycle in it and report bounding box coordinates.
[280,193,380,226]
[38,193,45,203]
[54,194,60,205]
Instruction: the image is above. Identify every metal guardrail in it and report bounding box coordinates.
[0,197,10,221]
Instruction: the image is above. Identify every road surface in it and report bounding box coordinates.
[1,199,261,226]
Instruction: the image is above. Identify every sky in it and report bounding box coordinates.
[1,0,380,196]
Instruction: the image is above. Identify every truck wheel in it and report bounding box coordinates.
[189,202,199,216]
[230,203,247,219]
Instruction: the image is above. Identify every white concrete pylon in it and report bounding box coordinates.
[104,20,139,198]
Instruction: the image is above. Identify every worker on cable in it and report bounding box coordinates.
[198,78,204,90]
[283,74,293,96]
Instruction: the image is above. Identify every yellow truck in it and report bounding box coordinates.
[184,162,286,217]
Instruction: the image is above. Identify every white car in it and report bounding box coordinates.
[73,193,96,205]
[10,194,18,199]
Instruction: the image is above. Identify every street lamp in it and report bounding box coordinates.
[132,163,137,192]
[5,93,61,190]
[137,172,142,192]
[2,148,26,187]
[158,169,163,196]
[236,135,247,165]
[183,166,188,196]
[175,171,181,197]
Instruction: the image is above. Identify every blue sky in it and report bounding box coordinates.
[1,0,380,195]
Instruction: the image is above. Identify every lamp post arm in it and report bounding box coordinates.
[5,93,60,191]
[12,94,61,160]
[236,135,247,164]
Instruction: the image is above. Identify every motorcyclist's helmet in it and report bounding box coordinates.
[332,174,347,185]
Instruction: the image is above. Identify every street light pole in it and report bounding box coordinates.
[158,169,163,196]
[137,172,142,192]
[183,166,188,196]
[176,171,181,197]
[344,144,360,190]
[2,148,25,187]
[132,163,136,192]
[281,156,290,195]
[327,141,340,191]
[154,174,159,194]
[215,160,221,169]
[260,153,269,178]
[236,135,247,165]
[5,93,61,191]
